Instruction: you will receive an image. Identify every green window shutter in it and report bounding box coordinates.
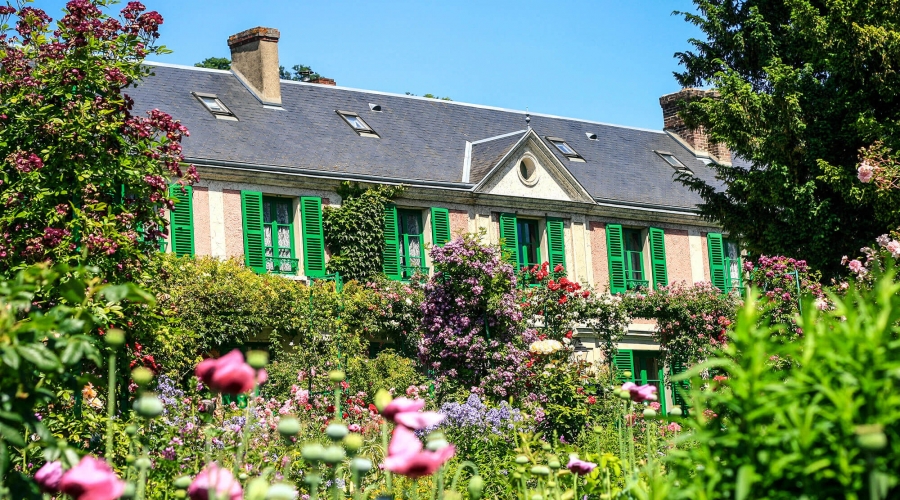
[606,224,627,294]
[612,349,634,383]
[499,213,519,266]
[382,204,402,280]
[431,207,451,247]
[707,232,727,292]
[546,218,566,272]
[241,191,266,273]
[648,227,668,290]
[301,197,326,277]
[670,361,691,411]
[169,185,194,257]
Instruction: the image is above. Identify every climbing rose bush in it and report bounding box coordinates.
[0,1,196,277]
[419,234,533,399]
[746,255,824,349]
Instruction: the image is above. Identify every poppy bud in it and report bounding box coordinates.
[133,394,163,418]
[246,350,269,369]
[266,483,298,500]
[350,457,372,473]
[131,367,153,387]
[669,407,683,417]
[530,466,550,476]
[343,433,363,454]
[122,482,136,498]
[855,424,887,451]
[105,329,126,347]
[515,455,529,465]
[467,475,485,500]
[322,445,346,464]
[173,476,192,489]
[548,459,560,469]
[374,388,392,412]
[278,417,301,437]
[301,443,325,463]
[244,477,269,500]
[329,370,345,383]
[643,408,657,419]
[325,423,349,441]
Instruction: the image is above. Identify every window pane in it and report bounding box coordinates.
[662,154,679,167]
[201,96,223,112]
[276,201,290,225]
[277,226,291,249]
[347,116,366,129]
[553,141,575,155]
[264,225,273,247]
[263,201,274,224]
[407,235,422,267]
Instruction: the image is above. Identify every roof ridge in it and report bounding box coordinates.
[142,60,667,135]
[471,130,528,145]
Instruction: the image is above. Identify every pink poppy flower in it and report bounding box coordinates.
[394,411,445,430]
[620,382,658,402]
[380,397,425,420]
[58,455,125,500]
[187,463,242,500]
[34,461,63,493]
[566,457,597,475]
[384,426,455,479]
[195,350,256,395]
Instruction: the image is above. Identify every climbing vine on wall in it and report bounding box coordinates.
[322,182,404,282]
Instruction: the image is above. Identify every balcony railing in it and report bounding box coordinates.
[265,256,300,275]
[401,265,429,280]
[626,279,650,291]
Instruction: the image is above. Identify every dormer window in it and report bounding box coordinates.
[193,92,236,120]
[546,137,584,162]
[337,110,379,138]
[656,151,694,175]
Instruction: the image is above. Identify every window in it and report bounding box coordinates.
[612,349,669,414]
[337,110,379,137]
[546,136,584,161]
[193,92,237,120]
[518,155,538,185]
[262,197,297,274]
[516,219,541,270]
[623,229,647,290]
[656,151,693,175]
[724,238,742,293]
[708,233,743,295]
[398,209,426,279]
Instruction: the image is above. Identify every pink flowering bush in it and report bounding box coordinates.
[746,255,825,348]
[419,234,533,399]
[625,281,740,365]
[0,0,197,278]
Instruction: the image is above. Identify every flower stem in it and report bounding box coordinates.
[382,420,392,494]
[105,349,117,460]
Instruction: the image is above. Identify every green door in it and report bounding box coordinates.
[632,350,667,415]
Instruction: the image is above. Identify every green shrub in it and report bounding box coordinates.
[346,349,423,396]
[667,272,900,499]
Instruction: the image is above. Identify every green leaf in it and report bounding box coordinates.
[0,422,25,447]
[0,346,20,371]
[16,344,61,372]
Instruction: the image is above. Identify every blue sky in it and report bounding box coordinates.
[38,0,702,130]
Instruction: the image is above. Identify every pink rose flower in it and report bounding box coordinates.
[380,397,425,421]
[858,162,874,183]
[566,456,597,475]
[383,425,455,479]
[887,240,900,258]
[187,463,242,500]
[58,455,125,500]
[195,349,256,395]
[848,259,866,275]
[34,460,63,493]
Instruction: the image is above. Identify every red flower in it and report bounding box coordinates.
[558,296,567,305]
[554,264,564,273]
[587,396,597,405]
[565,331,573,339]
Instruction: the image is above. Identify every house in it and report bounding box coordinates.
[130,27,744,410]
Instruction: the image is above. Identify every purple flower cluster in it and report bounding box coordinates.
[440,394,523,435]
[419,235,531,397]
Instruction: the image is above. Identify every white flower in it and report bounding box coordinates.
[405,298,413,306]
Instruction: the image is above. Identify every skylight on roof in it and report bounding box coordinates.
[656,151,694,175]
[337,110,379,138]
[546,136,584,161]
[192,92,236,120]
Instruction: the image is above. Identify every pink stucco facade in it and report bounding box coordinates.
[223,189,244,259]
[192,186,211,256]
[664,228,691,284]
[589,221,609,291]
[450,209,469,237]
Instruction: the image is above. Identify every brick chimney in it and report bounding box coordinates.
[309,77,336,86]
[228,27,282,106]
[659,89,730,164]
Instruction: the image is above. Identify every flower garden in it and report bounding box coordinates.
[2,1,900,499]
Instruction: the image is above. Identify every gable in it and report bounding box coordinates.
[475,131,595,203]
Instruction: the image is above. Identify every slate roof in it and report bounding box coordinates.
[469,132,525,183]
[129,63,723,211]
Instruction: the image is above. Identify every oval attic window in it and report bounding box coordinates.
[518,156,538,185]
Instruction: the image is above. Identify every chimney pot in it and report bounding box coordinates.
[309,77,336,86]
[228,27,281,106]
[659,88,730,164]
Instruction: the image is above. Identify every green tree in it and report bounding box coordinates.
[194,56,230,70]
[0,1,196,278]
[674,1,900,276]
[280,64,321,81]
